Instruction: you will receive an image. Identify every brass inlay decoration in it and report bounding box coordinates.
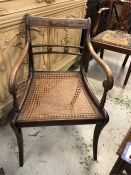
[36,0,55,3]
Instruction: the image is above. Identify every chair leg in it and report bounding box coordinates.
[100,49,104,59]
[122,54,129,68]
[110,157,127,175]
[93,121,108,161]
[125,163,131,175]
[10,123,24,167]
[123,62,131,86]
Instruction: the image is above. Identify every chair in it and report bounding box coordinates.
[110,127,131,175]
[86,0,109,36]
[91,0,131,86]
[8,14,113,167]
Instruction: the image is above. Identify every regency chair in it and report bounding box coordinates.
[91,0,131,86]
[8,14,113,167]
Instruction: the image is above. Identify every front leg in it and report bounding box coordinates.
[93,118,109,160]
[10,123,24,167]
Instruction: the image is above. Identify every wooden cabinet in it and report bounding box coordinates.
[0,0,86,124]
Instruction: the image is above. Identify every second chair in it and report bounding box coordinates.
[91,0,131,85]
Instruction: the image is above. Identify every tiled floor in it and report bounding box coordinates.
[0,50,130,175]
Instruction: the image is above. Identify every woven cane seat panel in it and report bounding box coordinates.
[18,72,101,121]
[92,30,131,49]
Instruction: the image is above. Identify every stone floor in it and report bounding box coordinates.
[0,50,131,175]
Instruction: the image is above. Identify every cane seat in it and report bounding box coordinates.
[18,72,101,122]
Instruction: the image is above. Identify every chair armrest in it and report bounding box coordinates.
[87,40,114,108]
[92,7,110,37]
[8,41,29,111]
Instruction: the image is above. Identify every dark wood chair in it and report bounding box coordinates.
[91,0,131,86]
[110,127,131,175]
[8,14,113,167]
[86,0,109,36]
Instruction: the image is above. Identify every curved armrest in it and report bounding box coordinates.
[97,7,110,15]
[92,7,110,37]
[88,40,113,90]
[87,40,114,108]
[8,41,29,110]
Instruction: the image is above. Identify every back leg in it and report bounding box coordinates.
[122,54,129,68]
[123,62,131,86]
[100,49,104,59]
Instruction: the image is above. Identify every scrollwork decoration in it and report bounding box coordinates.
[36,0,55,4]
[36,0,44,2]
[0,7,7,16]
[45,0,55,3]
[61,29,71,45]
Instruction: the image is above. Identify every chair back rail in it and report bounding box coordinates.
[32,44,84,56]
[32,51,82,56]
[32,44,84,49]
[27,15,90,29]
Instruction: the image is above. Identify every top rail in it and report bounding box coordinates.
[27,15,90,29]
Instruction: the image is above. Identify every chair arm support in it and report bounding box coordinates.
[8,41,29,110]
[92,7,110,37]
[97,7,110,15]
[87,40,114,108]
